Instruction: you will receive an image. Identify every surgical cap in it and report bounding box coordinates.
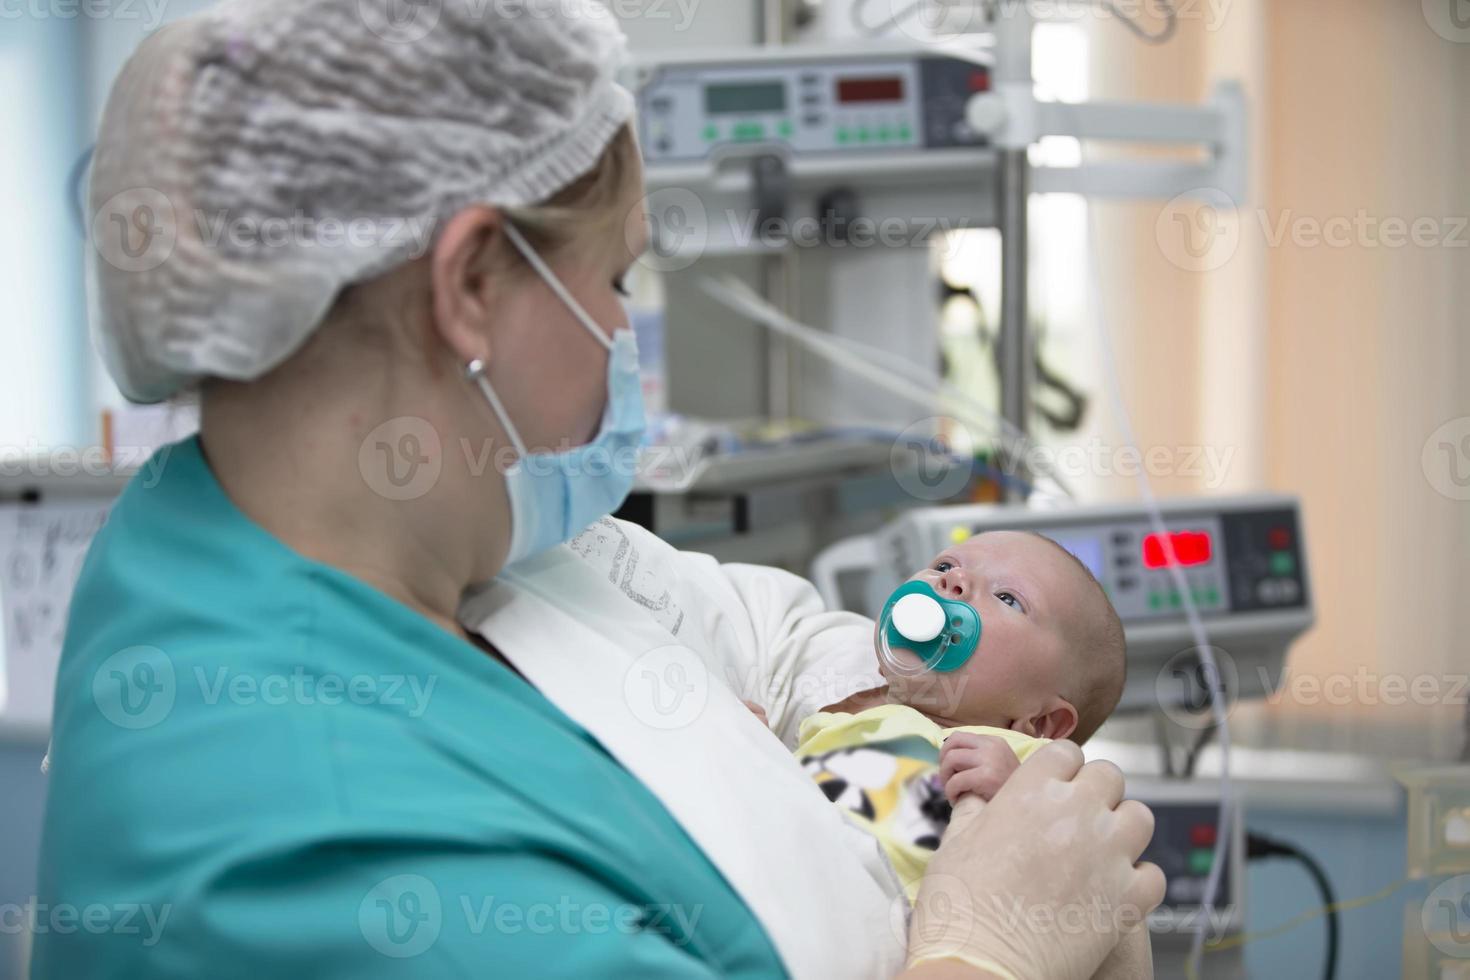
[89,0,636,403]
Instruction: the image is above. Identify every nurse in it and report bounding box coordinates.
[36,0,1162,977]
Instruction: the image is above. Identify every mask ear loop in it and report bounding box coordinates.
[501,221,615,353]
[465,359,529,459]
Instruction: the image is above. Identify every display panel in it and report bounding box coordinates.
[1142,530,1213,569]
[836,76,905,103]
[1050,534,1105,581]
[704,81,787,115]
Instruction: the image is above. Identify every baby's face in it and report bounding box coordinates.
[878,531,1085,738]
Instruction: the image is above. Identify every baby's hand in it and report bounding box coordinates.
[742,700,769,727]
[938,733,1021,804]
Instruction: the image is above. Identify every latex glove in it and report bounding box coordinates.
[906,741,1164,980]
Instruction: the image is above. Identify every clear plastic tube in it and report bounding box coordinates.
[698,276,1077,501]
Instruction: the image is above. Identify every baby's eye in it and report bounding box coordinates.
[933,560,955,573]
[996,591,1021,610]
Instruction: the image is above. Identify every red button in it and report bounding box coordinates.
[969,71,990,93]
[1268,527,1292,550]
[1190,824,1217,847]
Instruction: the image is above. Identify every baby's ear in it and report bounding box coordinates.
[1028,698,1079,741]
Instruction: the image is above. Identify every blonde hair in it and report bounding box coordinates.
[502,124,643,264]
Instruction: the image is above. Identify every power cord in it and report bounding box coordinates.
[1243,832,1338,980]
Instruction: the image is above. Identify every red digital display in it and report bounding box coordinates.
[1142,530,1213,569]
[837,76,905,103]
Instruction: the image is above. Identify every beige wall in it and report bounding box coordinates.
[1089,2,1469,746]
[1264,1,1470,743]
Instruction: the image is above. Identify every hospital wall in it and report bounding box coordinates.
[0,744,46,978]
[1090,0,1470,749]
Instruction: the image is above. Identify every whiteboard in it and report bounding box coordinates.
[0,502,111,732]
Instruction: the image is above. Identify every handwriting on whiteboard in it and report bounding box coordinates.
[0,502,111,725]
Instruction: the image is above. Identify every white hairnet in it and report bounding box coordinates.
[89,0,636,403]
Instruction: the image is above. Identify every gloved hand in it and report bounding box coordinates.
[906,741,1164,980]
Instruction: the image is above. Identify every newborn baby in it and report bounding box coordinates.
[794,530,1127,896]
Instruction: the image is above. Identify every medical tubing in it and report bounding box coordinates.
[699,277,1075,499]
[1013,62,1232,972]
[807,308,1074,495]
[849,0,1177,45]
[1078,172,1231,978]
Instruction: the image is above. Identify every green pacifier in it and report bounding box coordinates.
[878,581,982,675]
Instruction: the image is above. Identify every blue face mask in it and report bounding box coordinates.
[466,222,647,568]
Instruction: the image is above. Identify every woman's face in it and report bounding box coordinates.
[484,185,648,457]
[416,153,649,579]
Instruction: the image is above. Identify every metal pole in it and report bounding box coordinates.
[998,147,1031,468]
[760,0,794,421]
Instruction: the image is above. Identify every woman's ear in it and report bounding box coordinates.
[1015,698,1079,741]
[429,206,505,366]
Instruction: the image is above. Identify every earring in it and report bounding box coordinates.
[465,358,487,381]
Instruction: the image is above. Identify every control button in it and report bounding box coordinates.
[732,122,765,140]
[801,73,821,86]
[1277,578,1301,603]
[802,94,823,106]
[655,138,672,154]
[1257,579,1280,604]
[1168,591,1182,609]
[1116,575,1138,591]
[803,113,824,127]
[702,123,719,141]
[1188,849,1214,875]
[1149,593,1164,611]
[1115,554,1135,568]
[1269,526,1293,550]
[836,127,851,144]
[951,121,973,142]
[968,70,990,93]
[1190,824,1217,847]
[649,95,673,113]
[1205,586,1220,605]
[857,126,871,142]
[877,126,892,142]
[777,120,794,138]
[898,124,913,141]
[1270,552,1296,576]
[1112,531,1131,546]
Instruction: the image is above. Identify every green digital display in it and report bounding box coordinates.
[704,81,786,115]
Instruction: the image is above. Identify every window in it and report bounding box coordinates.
[0,24,89,456]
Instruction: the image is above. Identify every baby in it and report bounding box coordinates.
[793,530,1127,896]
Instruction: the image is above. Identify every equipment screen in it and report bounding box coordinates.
[705,82,787,115]
[836,76,905,103]
[1142,530,1213,568]
[1050,535,1105,581]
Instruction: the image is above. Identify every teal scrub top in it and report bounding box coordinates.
[33,437,786,978]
